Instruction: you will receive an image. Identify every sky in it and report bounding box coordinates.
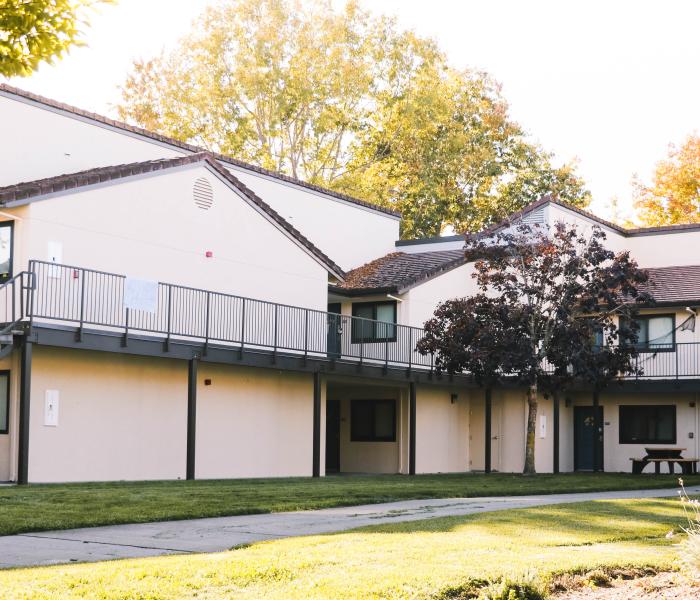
[5,0,699,220]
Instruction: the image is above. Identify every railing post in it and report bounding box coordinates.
[239,298,246,359]
[675,344,679,380]
[203,291,210,356]
[76,269,85,342]
[122,308,130,347]
[304,309,309,362]
[164,284,172,352]
[407,328,413,374]
[384,323,389,372]
[272,304,278,363]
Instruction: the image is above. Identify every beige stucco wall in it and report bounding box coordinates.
[195,364,315,479]
[28,346,187,483]
[18,164,329,310]
[415,385,470,473]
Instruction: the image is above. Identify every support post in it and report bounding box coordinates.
[186,358,198,480]
[409,382,416,475]
[553,391,560,474]
[312,372,321,477]
[592,389,601,472]
[484,388,492,474]
[17,341,32,485]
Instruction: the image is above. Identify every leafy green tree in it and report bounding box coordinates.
[418,223,649,474]
[118,0,590,238]
[633,134,700,226]
[0,0,109,77]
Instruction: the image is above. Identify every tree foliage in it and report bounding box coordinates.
[634,134,700,226]
[117,0,590,238]
[0,0,108,77]
[417,222,651,474]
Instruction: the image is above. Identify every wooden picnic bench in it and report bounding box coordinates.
[630,447,699,474]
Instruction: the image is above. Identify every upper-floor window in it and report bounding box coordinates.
[634,314,675,352]
[0,222,13,281]
[351,301,397,343]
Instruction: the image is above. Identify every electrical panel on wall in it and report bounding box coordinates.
[44,390,59,427]
[47,241,63,278]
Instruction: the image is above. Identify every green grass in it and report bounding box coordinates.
[1,498,689,599]
[0,472,695,536]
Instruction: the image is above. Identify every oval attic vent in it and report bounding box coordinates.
[193,177,214,210]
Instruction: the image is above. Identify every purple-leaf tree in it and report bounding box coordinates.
[418,222,652,474]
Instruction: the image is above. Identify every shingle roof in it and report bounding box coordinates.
[640,266,700,306]
[332,249,467,295]
[0,153,345,279]
[0,84,400,218]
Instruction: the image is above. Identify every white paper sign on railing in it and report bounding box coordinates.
[123,277,159,313]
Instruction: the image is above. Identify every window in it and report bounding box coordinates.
[0,222,13,281]
[632,314,675,351]
[351,301,397,343]
[0,371,9,434]
[350,399,396,442]
[619,405,676,444]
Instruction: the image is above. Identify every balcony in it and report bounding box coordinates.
[0,260,698,383]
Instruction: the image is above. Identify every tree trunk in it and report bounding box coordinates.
[524,383,538,474]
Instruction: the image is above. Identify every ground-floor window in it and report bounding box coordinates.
[350,399,396,442]
[0,371,9,434]
[619,404,675,444]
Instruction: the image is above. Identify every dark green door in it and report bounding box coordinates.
[327,303,342,358]
[574,406,604,471]
[325,399,341,472]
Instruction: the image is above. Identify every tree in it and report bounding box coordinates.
[0,0,110,77]
[634,134,700,226]
[418,222,650,474]
[117,0,590,238]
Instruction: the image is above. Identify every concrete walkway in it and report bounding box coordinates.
[2,485,696,569]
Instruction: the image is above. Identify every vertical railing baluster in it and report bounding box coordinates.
[165,284,172,351]
[77,269,85,342]
[273,304,278,361]
[240,298,246,358]
[204,291,210,355]
[123,308,130,347]
[407,328,413,371]
[304,309,308,360]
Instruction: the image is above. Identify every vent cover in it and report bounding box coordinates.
[521,207,545,225]
[193,177,214,210]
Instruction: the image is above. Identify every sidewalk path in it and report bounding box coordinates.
[2,485,696,569]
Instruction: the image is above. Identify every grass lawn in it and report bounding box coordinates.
[1,497,691,599]
[0,472,695,537]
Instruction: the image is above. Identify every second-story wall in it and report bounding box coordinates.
[11,164,330,310]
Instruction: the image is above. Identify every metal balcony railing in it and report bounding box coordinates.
[0,260,697,380]
[24,260,433,370]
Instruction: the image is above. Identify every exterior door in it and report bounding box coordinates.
[325,398,341,472]
[574,406,604,471]
[327,303,342,358]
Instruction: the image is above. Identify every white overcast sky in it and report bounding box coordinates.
[4,0,699,219]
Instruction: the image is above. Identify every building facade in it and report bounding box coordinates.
[0,84,698,483]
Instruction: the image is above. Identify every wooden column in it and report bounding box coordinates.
[409,382,416,475]
[592,390,601,472]
[484,388,492,474]
[553,391,560,474]
[17,341,32,485]
[186,358,198,481]
[312,372,321,477]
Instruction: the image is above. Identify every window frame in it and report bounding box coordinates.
[618,404,676,445]
[0,221,14,282]
[631,313,676,353]
[350,398,397,442]
[0,370,10,435]
[350,300,397,344]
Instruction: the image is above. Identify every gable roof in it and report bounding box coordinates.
[472,195,700,239]
[0,84,399,219]
[331,249,467,295]
[0,152,345,280]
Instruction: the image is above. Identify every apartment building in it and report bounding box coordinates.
[0,84,698,483]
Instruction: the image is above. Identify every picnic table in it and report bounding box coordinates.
[631,447,699,474]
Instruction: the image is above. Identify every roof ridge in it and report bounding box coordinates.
[0,84,400,218]
[0,152,345,279]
